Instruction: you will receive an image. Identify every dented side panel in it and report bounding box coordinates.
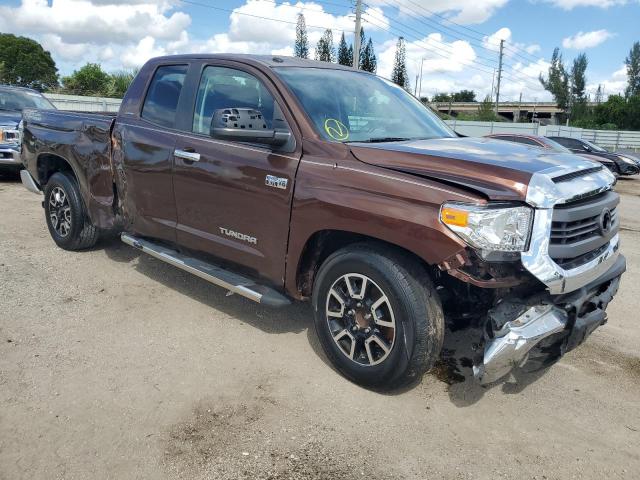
[21,109,117,230]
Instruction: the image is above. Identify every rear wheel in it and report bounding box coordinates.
[44,172,99,250]
[312,244,444,388]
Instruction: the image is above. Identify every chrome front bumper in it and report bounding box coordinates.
[475,255,625,384]
[0,146,20,166]
[473,306,567,384]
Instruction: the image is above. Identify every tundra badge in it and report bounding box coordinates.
[265,175,288,190]
[219,227,257,245]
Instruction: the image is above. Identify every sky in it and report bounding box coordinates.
[0,0,637,101]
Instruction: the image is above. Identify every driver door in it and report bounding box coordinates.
[172,63,301,286]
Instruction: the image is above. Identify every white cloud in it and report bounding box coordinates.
[0,0,391,73]
[587,65,629,98]
[367,0,509,24]
[562,29,614,49]
[525,44,541,54]
[542,0,628,9]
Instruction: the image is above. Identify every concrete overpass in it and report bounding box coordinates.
[430,101,596,122]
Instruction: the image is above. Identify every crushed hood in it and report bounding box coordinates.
[349,136,599,202]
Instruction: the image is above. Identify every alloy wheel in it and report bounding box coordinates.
[325,273,396,366]
[49,186,72,237]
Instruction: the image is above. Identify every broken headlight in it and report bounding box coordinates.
[440,202,533,255]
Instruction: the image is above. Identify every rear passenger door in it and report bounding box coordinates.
[113,63,188,244]
[172,62,301,286]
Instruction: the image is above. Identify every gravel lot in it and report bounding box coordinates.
[1,170,639,480]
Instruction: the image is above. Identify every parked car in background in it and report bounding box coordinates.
[485,133,620,175]
[547,136,640,176]
[0,85,56,173]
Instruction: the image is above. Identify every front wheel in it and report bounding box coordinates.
[44,172,99,251]
[312,244,444,388]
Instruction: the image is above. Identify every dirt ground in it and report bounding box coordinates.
[1,170,639,480]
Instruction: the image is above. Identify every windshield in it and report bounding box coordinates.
[583,139,607,153]
[0,88,55,111]
[274,67,455,143]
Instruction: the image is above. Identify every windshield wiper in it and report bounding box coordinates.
[352,137,412,143]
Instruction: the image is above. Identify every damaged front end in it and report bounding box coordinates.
[437,162,625,384]
[474,255,625,383]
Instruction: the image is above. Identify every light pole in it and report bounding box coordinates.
[417,57,425,101]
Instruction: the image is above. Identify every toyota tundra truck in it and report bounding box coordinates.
[20,55,625,387]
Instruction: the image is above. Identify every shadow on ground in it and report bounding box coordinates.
[101,236,551,406]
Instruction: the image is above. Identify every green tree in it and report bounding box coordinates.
[294,13,309,59]
[337,33,352,66]
[477,95,499,121]
[107,70,137,98]
[360,38,377,73]
[625,41,640,97]
[315,29,335,62]
[570,53,588,102]
[539,47,570,111]
[594,84,604,104]
[0,34,58,91]
[569,53,588,121]
[391,37,409,90]
[62,63,111,96]
[432,93,451,102]
[452,90,476,102]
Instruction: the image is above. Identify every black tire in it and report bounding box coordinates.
[312,243,444,388]
[44,172,99,251]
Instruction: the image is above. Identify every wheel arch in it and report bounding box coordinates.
[291,229,435,299]
[36,153,78,186]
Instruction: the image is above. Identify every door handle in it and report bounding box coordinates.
[174,149,201,162]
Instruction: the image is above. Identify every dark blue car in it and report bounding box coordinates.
[0,85,55,172]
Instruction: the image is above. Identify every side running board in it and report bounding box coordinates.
[121,233,291,307]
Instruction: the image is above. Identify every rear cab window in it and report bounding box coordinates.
[141,65,188,128]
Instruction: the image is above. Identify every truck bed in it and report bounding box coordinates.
[21,108,118,230]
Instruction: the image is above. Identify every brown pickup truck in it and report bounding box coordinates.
[20,54,625,387]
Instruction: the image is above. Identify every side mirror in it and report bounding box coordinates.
[582,144,591,152]
[211,108,290,147]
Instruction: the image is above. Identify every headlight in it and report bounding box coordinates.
[440,202,533,254]
[618,155,638,166]
[0,125,20,145]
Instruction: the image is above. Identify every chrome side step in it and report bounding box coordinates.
[121,233,291,307]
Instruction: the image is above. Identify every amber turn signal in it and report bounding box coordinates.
[440,207,469,227]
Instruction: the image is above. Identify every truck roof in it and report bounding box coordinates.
[148,54,364,72]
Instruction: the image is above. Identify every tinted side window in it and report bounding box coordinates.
[493,135,515,142]
[192,66,275,135]
[513,137,540,146]
[141,65,188,128]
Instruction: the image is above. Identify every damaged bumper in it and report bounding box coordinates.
[474,255,626,384]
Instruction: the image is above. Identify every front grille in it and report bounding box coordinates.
[549,190,619,269]
[551,207,617,245]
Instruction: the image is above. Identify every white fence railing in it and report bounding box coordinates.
[44,93,122,113]
[444,120,640,151]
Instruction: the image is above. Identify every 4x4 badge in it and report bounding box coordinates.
[265,175,288,190]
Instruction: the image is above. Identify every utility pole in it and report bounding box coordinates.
[494,39,504,116]
[490,68,496,101]
[418,57,425,100]
[517,91,522,122]
[352,0,362,70]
